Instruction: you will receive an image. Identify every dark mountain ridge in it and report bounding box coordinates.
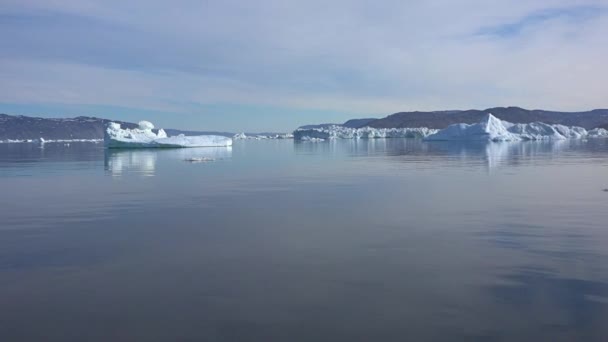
[366,107,608,130]
[0,114,236,140]
[342,118,377,128]
[300,107,608,130]
[0,114,139,140]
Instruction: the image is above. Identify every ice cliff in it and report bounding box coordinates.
[105,121,233,148]
[293,125,437,141]
[233,132,294,140]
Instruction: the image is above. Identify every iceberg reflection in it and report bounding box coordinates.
[104,147,232,177]
[294,138,591,171]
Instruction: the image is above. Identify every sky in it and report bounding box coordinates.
[0,0,607,132]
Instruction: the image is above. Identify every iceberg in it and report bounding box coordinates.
[425,113,608,141]
[293,114,608,142]
[425,114,519,141]
[588,127,608,138]
[104,121,232,148]
[293,125,437,141]
[0,138,103,144]
[233,132,294,140]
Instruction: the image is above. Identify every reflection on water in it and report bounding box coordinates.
[2,139,608,341]
[105,150,158,176]
[104,147,232,177]
[294,138,605,171]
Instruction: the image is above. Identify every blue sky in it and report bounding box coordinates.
[0,0,606,132]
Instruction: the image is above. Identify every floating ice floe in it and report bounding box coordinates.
[293,125,437,141]
[425,114,608,141]
[0,138,102,144]
[184,157,216,162]
[105,121,232,148]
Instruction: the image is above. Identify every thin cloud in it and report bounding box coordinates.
[0,0,607,131]
[475,5,607,38]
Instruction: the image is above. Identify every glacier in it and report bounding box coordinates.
[104,121,232,148]
[425,114,608,141]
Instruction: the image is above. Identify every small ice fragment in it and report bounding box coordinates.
[184,157,216,162]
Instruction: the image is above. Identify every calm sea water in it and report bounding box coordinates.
[1,139,608,341]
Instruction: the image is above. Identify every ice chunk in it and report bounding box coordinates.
[138,121,155,130]
[588,128,608,138]
[425,114,521,141]
[104,121,232,148]
[157,128,168,138]
[154,135,233,147]
[184,157,216,162]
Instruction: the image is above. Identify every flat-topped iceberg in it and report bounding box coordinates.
[233,132,294,140]
[425,114,608,141]
[105,121,232,148]
[294,125,437,141]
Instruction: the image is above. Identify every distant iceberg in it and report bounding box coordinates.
[293,114,608,142]
[0,138,102,144]
[105,121,232,148]
[233,132,294,140]
[425,114,608,141]
[293,125,437,141]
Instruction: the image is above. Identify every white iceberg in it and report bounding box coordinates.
[104,121,232,148]
[425,113,608,141]
[0,138,102,144]
[588,127,608,138]
[293,125,437,141]
[293,114,608,142]
[233,132,294,140]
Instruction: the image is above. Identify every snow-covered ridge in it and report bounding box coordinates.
[105,121,232,148]
[425,114,608,141]
[293,125,437,141]
[293,114,608,142]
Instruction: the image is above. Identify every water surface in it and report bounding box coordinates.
[1,139,608,341]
